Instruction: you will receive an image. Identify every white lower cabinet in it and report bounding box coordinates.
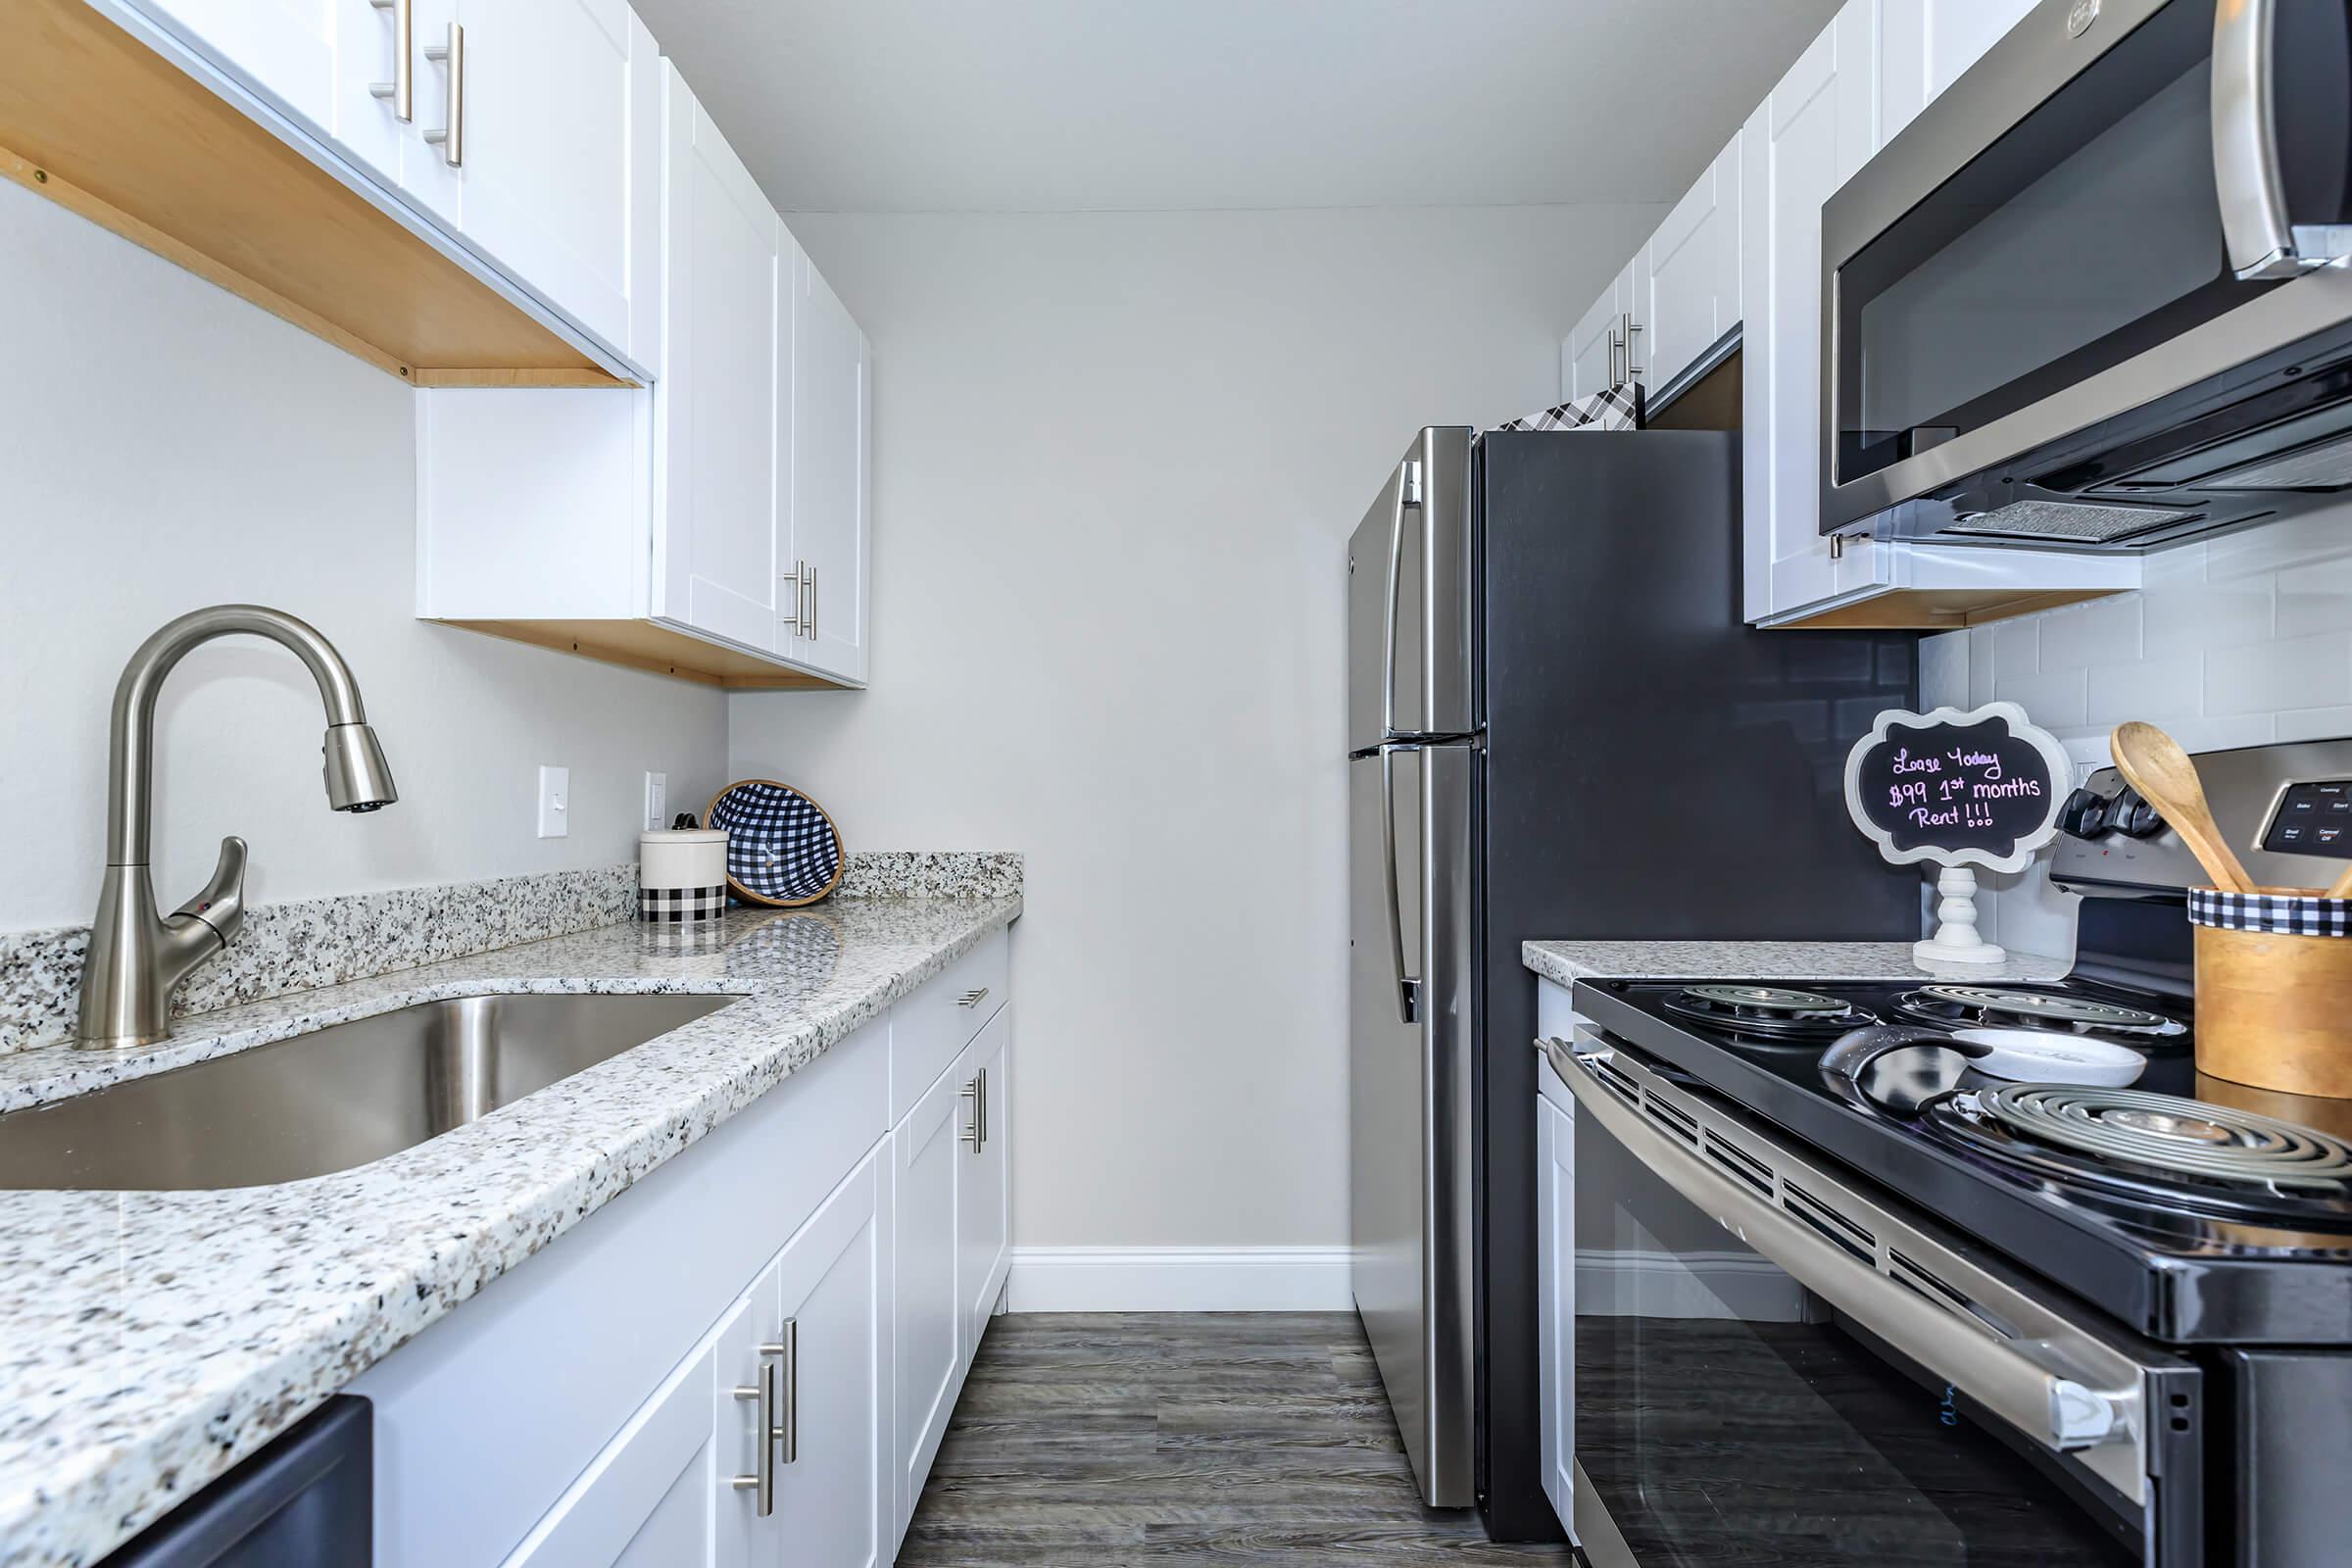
[892,1003,1013,1547]
[348,949,1012,1568]
[1536,1061,1575,1537]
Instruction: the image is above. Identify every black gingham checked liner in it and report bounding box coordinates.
[637,885,727,923]
[707,782,843,905]
[1493,385,1641,434]
[2187,888,2352,937]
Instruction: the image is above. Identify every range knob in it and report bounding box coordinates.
[2112,787,2165,839]
[2057,786,2112,839]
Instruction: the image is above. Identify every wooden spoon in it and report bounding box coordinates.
[2326,862,2352,899]
[2110,721,2257,894]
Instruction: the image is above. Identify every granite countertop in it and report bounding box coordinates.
[1522,939,2070,990]
[0,895,1020,1568]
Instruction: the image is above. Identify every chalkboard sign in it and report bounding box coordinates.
[1843,703,2070,874]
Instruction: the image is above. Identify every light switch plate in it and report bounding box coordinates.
[538,765,570,839]
[644,771,667,832]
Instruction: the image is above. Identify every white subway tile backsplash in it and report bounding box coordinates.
[2276,706,2352,743]
[2035,593,2140,670]
[1993,662,2088,727]
[2276,553,2352,642]
[2083,650,2202,729]
[2205,630,2352,715]
[1922,500,2352,953]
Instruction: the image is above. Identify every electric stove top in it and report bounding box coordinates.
[1568,974,2352,1345]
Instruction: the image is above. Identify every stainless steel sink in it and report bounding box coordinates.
[0,992,743,1191]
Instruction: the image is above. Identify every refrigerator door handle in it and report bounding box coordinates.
[1382,457,1424,741]
[1382,743,1418,1023]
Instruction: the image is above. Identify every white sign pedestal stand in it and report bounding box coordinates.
[1915,865,2005,966]
[1843,702,2073,972]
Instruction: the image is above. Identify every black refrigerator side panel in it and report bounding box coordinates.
[1471,429,1918,1542]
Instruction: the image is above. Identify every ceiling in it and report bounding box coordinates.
[630,0,1842,214]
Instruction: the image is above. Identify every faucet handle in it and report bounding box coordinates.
[171,836,248,947]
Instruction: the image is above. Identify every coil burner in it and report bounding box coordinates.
[1924,1082,2352,1222]
[1891,985,2187,1043]
[1661,984,1875,1044]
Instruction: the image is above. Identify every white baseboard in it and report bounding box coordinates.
[1005,1246,1353,1312]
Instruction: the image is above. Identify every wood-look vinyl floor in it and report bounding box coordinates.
[897,1312,1579,1566]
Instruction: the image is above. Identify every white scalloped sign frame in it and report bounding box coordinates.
[1842,702,2071,875]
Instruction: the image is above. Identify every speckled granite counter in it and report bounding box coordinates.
[1523,939,2070,990]
[0,895,1019,1568]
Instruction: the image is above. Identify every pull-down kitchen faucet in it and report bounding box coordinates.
[76,605,397,1049]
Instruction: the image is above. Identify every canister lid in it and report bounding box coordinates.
[641,828,728,845]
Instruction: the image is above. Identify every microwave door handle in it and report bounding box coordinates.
[2214,0,2352,277]
[1382,744,1419,1024]
[1561,1059,2142,1466]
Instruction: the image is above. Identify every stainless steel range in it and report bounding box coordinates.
[1549,738,2352,1567]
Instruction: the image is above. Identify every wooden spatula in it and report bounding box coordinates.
[2110,721,2257,895]
[2325,861,2352,899]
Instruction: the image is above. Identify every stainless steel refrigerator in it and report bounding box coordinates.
[1345,426,1919,1540]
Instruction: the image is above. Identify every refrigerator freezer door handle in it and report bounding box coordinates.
[1382,458,1424,741]
[1382,744,1419,1023]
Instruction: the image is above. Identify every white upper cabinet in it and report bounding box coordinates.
[1739,0,2137,626]
[654,66,788,654]
[786,255,872,683]
[1562,258,1638,404]
[136,0,338,130]
[1640,130,1742,399]
[452,0,661,366]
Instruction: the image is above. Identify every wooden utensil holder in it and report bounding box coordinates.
[2190,889,2352,1098]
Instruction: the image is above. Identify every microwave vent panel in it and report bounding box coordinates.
[1942,499,2196,544]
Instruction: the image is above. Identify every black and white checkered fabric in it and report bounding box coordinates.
[2187,888,2352,936]
[638,885,727,923]
[708,782,843,905]
[1494,385,1641,434]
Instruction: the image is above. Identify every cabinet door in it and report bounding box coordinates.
[1563,283,1620,404]
[1881,0,2039,143]
[655,67,785,654]
[136,0,337,131]
[956,1009,1010,1353]
[504,1342,717,1568]
[1739,1,1884,622]
[893,1054,964,1545]
[788,254,870,682]
[1536,1086,1574,1535]
[771,1146,894,1568]
[1641,130,1741,398]
[455,0,655,365]
[711,1265,783,1568]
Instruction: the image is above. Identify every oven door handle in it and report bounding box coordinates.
[1561,1054,2142,1465]
[2214,0,2352,278]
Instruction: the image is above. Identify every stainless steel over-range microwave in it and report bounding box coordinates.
[1822,0,2352,552]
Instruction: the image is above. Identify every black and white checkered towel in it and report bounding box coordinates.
[2187,888,2352,936]
[1494,385,1641,434]
[707,781,843,906]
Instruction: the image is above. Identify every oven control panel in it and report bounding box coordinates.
[2259,778,2352,857]
[2051,738,2352,892]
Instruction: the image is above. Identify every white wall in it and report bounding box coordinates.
[729,204,1659,1252]
[0,181,728,930]
[1920,508,2352,957]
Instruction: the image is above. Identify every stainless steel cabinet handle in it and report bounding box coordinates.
[421,23,463,168]
[776,1320,799,1466]
[977,1065,990,1152]
[780,562,802,634]
[2213,0,2352,277]
[729,1350,778,1515]
[1607,322,1624,387]
[1560,1049,2142,1465]
[808,566,818,642]
[960,1076,982,1151]
[367,0,411,122]
[1624,317,1643,382]
[957,986,990,1008]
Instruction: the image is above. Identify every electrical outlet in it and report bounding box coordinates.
[538,765,570,839]
[644,771,667,832]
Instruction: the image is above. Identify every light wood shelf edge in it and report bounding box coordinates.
[433,618,852,691]
[4,0,634,389]
[1771,586,2123,632]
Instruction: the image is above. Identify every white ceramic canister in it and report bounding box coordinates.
[638,828,729,921]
